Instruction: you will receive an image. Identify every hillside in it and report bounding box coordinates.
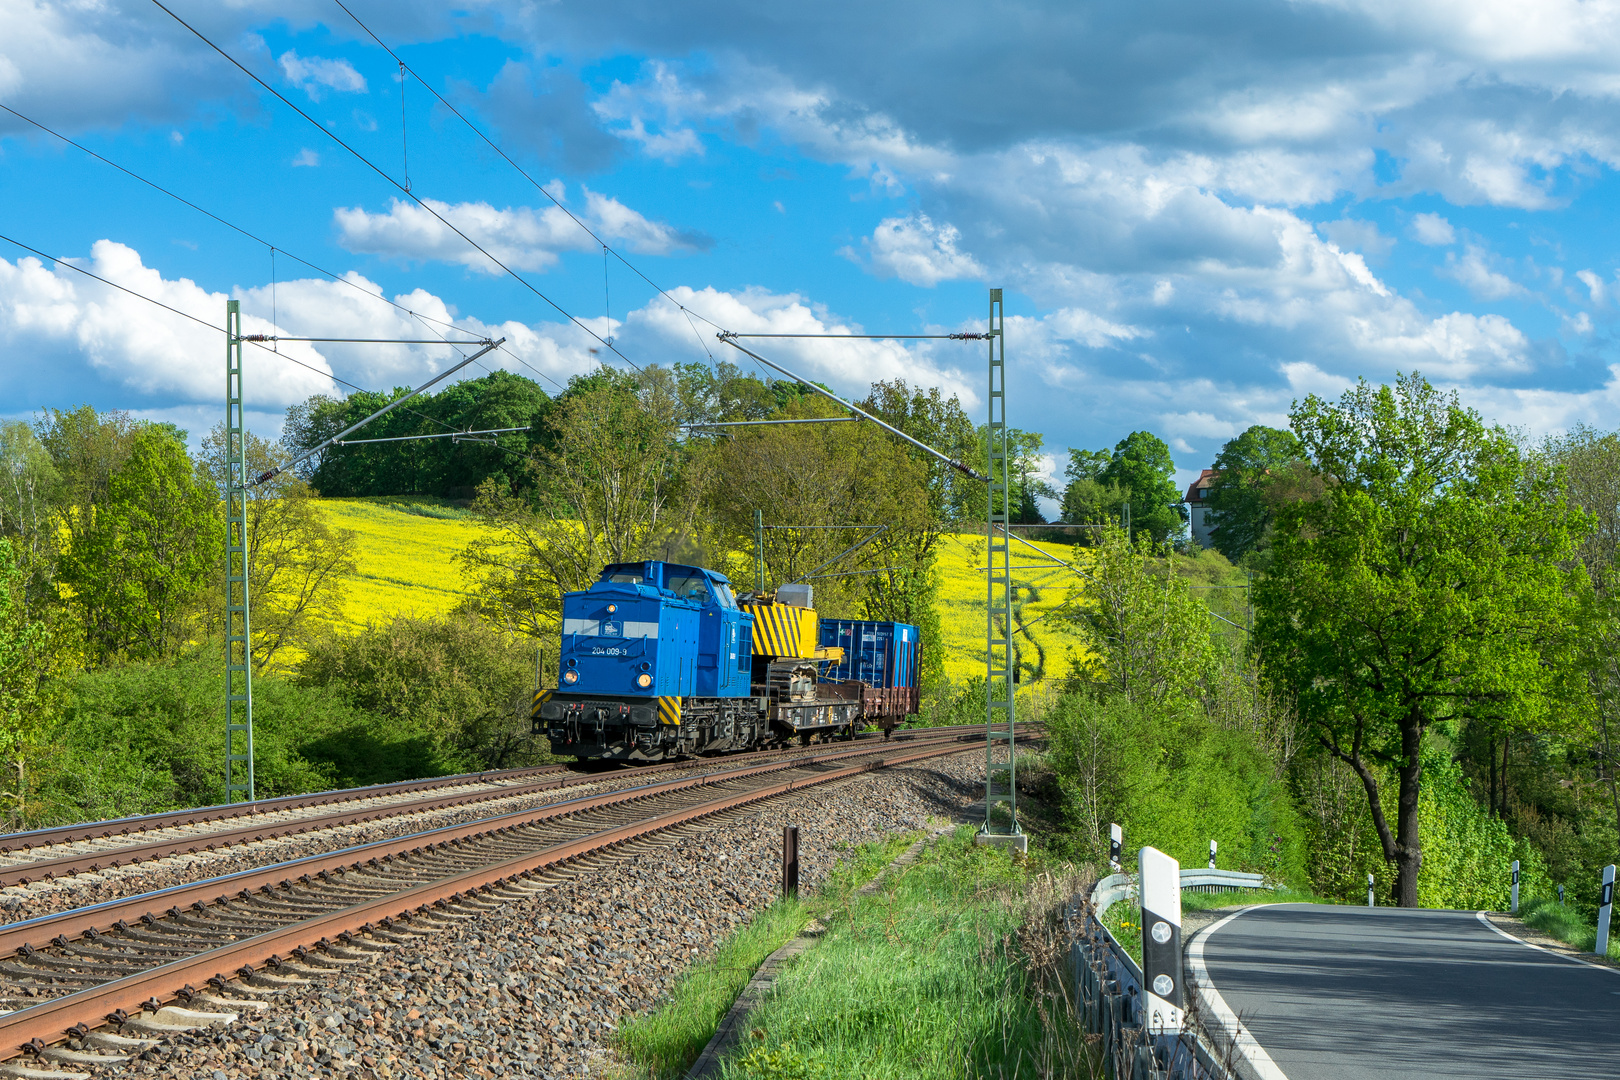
[316,498,1092,687]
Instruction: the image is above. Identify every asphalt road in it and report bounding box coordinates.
[1191,904,1620,1079]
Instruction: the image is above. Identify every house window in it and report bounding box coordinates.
[1198,487,1209,499]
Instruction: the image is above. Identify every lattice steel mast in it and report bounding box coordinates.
[982,289,1021,843]
[224,300,254,803]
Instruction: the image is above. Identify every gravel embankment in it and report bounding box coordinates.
[0,757,842,928]
[82,751,987,1079]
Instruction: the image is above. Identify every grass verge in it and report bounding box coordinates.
[616,831,923,1079]
[1520,897,1620,961]
[618,828,1092,1080]
[708,828,1088,1080]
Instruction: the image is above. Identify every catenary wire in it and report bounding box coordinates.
[149,0,643,373]
[0,101,569,393]
[0,231,536,459]
[329,0,733,339]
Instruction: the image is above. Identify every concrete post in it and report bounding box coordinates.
[1139,846,1184,1035]
[1510,859,1520,915]
[1597,864,1615,957]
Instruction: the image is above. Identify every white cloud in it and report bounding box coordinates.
[292,148,319,168]
[333,190,709,273]
[1439,244,1528,300]
[630,285,981,407]
[848,215,984,287]
[1410,212,1458,245]
[1577,268,1606,304]
[0,241,335,408]
[1320,218,1396,259]
[278,51,367,99]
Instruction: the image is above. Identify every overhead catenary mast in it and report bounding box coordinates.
[717,291,1023,846]
[223,307,502,801]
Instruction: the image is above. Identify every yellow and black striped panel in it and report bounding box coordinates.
[530,688,554,719]
[743,603,819,659]
[658,696,682,725]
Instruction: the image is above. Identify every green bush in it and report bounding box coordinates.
[1416,756,1550,910]
[35,654,353,823]
[297,610,552,773]
[1045,693,1307,885]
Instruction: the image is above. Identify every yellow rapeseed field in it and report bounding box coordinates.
[318,499,482,629]
[933,532,1091,686]
[317,499,1092,682]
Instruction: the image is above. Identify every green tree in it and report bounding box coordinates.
[1536,425,1620,870]
[0,421,63,611]
[1060,448,1122,538]
[0,537,68,826]
[702,394,930,617]
[298,611,549,771]
[288,370,550,498]
[1100,431,1185,545]
[35,405,140,562]
[198,426,358,672]
[1064,525,1216,708]
[1206,425,1305,562]
[59,427,219,664]
[458,368,695,639]
[1255,374,1592,907]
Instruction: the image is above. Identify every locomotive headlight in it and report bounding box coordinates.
[637,673,653,688]
[607,604,617,613]
[563,670,579,684]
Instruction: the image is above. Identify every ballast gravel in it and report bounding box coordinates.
[80,750,988,1080]
[0,751,866,929]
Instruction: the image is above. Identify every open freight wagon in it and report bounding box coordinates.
[817,618,921,732]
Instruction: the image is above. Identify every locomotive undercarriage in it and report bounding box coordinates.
[537,690,861,762]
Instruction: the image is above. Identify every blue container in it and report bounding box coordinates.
[817,619,920,690]
[559,561,754,699]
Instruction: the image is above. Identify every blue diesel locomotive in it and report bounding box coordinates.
[530,560,920,762]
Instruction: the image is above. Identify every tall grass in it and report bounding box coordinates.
[711,829,1092,1080]
[616,833,921,1079]
[1521,898,1620,961]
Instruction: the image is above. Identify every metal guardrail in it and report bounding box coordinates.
[1071,867,1272,1079]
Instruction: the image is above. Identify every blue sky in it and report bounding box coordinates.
[8,1,1620,502]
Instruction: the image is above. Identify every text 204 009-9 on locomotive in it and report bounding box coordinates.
[531,560,920,762]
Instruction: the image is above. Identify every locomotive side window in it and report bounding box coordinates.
[665,571,711,603]
[713,582,737,608]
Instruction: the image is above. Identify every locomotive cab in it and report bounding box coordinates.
[535,561,760,761]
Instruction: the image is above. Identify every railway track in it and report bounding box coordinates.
[0,723,994,891]
[0,724,1038,1071]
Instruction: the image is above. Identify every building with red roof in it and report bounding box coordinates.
[1185,468,1219,549]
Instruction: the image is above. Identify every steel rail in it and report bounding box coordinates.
[0,766,568,854]
[0,727,1032,958]
[0,730,1037,1059]
[0,722,987,859]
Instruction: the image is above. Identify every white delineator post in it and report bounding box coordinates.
[1511,860,1520,915]
[1368,873,1375,907]
[1139,846,1184,1035]
[1597,864,1615,957]
[1209,839,1217,870]
[1109,823,1122,871]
